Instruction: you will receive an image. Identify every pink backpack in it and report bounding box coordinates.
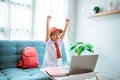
[17,47,39,68]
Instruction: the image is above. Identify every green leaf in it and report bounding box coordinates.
[75,46,85,55]
[69,45,76,51]
[86,49,94,53]
[86,44,94,53]
[77,41,83,44]
[79,46,85,54]
[75,48,80,55]
[86,44,94,50]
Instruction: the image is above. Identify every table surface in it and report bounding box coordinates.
[40,68,98,80]
[52,72,98,80]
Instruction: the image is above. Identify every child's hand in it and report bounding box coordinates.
[47,15,51,21]
[66,18,70,23]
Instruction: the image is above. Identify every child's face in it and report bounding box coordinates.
[50,31,61,41]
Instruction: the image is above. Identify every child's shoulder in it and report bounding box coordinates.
[46,39,53,45]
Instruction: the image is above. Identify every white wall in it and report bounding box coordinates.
[67,0,77,43]
[68,0,120,80]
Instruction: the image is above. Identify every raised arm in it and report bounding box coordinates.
[60,18,70,40]
[46,15,51,42]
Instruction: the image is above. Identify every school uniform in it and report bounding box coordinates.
[42,39,63,67]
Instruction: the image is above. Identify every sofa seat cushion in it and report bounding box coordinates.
[0,68,50,80]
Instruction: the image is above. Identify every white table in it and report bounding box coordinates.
[52,72,98,80]
[40,68,98,80]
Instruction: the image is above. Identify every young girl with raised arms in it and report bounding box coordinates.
[43,15,70,67]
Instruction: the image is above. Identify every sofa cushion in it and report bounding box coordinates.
[0,73,7,80]
[0,68,50,80]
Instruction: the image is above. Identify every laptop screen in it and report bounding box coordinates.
[69,55,99,74]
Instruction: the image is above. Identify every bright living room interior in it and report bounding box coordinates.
[0,0,120,80]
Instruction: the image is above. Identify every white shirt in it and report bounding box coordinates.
[42,39,63,67]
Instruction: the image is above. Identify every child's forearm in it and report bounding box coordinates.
[60,18,70,40]
[46,19,49,34]
[46,16,51,41]
[46,20,49,41]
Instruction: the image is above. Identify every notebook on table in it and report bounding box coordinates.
[44,55,99,77]
[44,66,69,77]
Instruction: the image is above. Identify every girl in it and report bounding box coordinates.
[43,15,70,67]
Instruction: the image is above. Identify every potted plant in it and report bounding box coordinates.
[93,6,100,13]
[69,41,94,56]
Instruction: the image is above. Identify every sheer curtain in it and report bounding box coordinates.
[10,0,32,40]
[34,0,68,40]
[0,0,68,40]
[0,1,8,39]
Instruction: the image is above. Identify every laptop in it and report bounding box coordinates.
[44,55,99,77]
[68,54,99,74]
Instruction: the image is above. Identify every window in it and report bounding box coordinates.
[34,0,68,40]
[10,0,32,40]
[0,0,68,40]
[0,0,8,39]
